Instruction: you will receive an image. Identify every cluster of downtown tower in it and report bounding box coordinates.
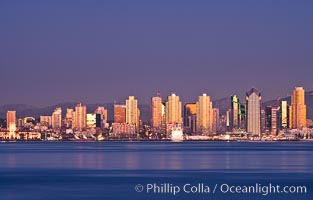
[3,86,308,140]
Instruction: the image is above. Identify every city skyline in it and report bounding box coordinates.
[1,87,312,142]
[1,1,313,106]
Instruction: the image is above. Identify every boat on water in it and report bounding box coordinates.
[170,124,184,142]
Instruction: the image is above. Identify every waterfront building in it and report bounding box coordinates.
[231,95,240,130]
[261,109,266,134]
[73,103,87,131]
[87,113,97,128]
[212,108,219,134]
[196,93,213,135]
[165,93,182,136]
[17,118,24,129]
[184,103,197,135]
[151,93,163,129]
[246,88,261,135]
[40,116,52,127]
[165,93,182,124]
[265,106,280,135]
[65,108,74,128]
[126,96,140,132]
[280,101,288,129]
[291,87,307,129]
[6,111,16,132]
[95,106,108,122]
[51,107,62,129]
[114,104,126,123]
[288,105,293,128]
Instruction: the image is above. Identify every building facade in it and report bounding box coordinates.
[73,103,87,131]
[126,96,140,132]
[291,87,307,129]
[246,88,261,135]
[196,93,213,135]
[51,107,62,129]
[151,94,163,129]
[6,111,16,132]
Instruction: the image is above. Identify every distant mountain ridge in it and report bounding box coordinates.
[0,102,151,123]
[1,91,312,122]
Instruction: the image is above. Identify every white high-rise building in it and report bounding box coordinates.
[246,88,261,135]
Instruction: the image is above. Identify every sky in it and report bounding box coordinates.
[1,0,313,107]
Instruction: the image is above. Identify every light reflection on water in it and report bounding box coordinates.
[0,142,313,200]
[0,142,312,172]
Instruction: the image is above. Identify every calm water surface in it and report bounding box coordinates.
[0,141,312,200]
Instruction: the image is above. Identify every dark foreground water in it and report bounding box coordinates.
[0,141,312,200]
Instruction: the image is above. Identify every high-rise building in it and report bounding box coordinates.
[74,103,87,131]
[151,93,163,129]
[165,93,182,124]
[114,104,126,123]
[51,107,62,129]
[231,95,240,130]
[246,88,261,135]
[280,101,288,129]
[212,108,220,134]
[261,109,266,134]
[196,93,213,135]
[86,113,97,128]
[95,107,108,122]
[291,87,307,129]
[40,116,52,127]
[265,106,280,135]
[165,93,182,135]
[226,109,231,131]
[65,108,74,128]
[288,105,293,128]
[6,111,16,132]
[184,103,197,134]
[17,118,24,129]
[239,103,247,130]
[126,96,140,132]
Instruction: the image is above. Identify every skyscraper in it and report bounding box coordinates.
[212,108,220,134]
[291,87,307,129]
[196,93,213,135]
[86,113,97,128]
[265,106,280,135]
[184,103,197,134]
[126,96,140,132]
[280,100,288,129]
[95,106,108,123]
[151,93,163,129]
[6,111,16,132]
[246,88,261,135]
[288,105,293,128]
[74,103,87,131]
[65,108,74,128]
[51,107,62,129]
[231,95,240,130]
[40,116,52,127]
[165,93,182,125]
[114,104,126,123]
